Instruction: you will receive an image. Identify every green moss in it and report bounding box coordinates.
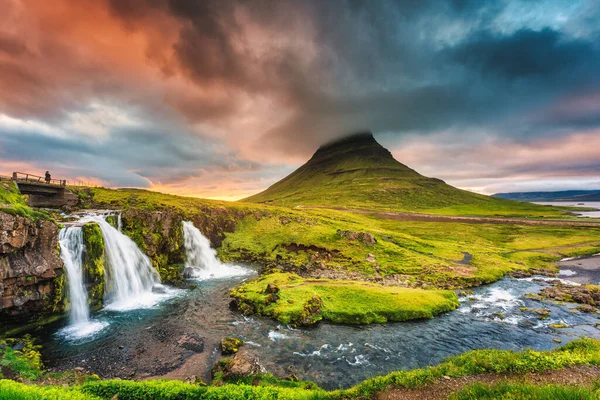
[232,272,459,326]
[0,335,43,380]
[549,323,569,329]
[50,272,68,314]
[220,337,244,355]
[82,223,105,309]
[0,181,50,221]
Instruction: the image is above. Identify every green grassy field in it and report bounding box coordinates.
[231,272,459,325]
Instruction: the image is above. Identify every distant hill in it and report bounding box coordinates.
[243,132,566,216]
[493,190,600,202]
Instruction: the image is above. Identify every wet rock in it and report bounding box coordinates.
[535,308,551,319]
[213,348,265,379]
[151,284,168,294]
[539,282,600,306]
[576,304,597,313]
[220,337,244,355]
[177,333,205,353]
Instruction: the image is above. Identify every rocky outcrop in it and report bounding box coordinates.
[118,207,255,283]
[337,230,377,246]
[212,348,265,380]
[82,223,105,310]
[0,212,64,323]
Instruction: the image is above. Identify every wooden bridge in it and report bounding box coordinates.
[6,172,78,208]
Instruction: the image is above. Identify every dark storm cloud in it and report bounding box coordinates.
[450,28,598,79]
[109,0,600,152]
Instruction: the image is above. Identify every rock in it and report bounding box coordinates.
[265,293,278,304]
[0,212,64,322]
[265,283,279,294]
[220,337,244,355]
[366,254,376,263]
[185,375,206,385]
[535,308,551,319]
[292,295,323,326]
[11,341,24,351]
[151,284,167,294]
[337,230,377,246]
[576,304,597,313]
[177,333,205,353]
[214,348,265,379]
[286,374,299,382]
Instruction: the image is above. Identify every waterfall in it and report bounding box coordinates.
[57,226,108,339]
[80,215,163,310]
[182,221,252,280]
[117,212,122,232]
[59,227,89,325]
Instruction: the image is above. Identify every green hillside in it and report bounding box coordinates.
[243,133,575,218]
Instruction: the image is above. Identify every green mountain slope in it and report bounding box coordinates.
[243,133,575,217]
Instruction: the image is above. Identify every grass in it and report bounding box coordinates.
[219,208,600,290]
[3,338,600,399]
[0,181,49,220]
[450,381,600,400]
[231,272,459,325]
[0,335,43,380]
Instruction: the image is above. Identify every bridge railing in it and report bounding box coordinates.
[12,172,66,186]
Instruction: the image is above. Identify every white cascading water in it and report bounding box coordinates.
[58,226,107,339]
[79,215,166,311]
[182,221,252,280]
[59,227,89,325]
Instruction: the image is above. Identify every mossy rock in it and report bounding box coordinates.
[220,337,244,355]
[82,223,105,309]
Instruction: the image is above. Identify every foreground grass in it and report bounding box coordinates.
[231,272,459,325]
[3,338,600,399]
[451,381,600,400]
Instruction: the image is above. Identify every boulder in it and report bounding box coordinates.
[337,230,377,246]
[220,337,244,355]
[213,348,265,379]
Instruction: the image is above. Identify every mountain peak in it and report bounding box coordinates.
[318,132,377,151]
[308,131,396,169]
[243,130,493,211]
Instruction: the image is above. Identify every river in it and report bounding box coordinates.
[37,265,600,390]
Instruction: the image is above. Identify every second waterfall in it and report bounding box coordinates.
[79,215,168,311]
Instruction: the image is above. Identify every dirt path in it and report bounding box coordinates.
[376,365,600,400]
[303,207,600,227]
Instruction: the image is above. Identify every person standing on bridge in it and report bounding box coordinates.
[45,171,51,184]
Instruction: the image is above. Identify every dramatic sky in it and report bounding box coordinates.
[1,0,599,199]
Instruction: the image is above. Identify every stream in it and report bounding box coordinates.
[37,268,600,390]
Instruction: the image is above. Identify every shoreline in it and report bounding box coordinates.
[558,254,600,285]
